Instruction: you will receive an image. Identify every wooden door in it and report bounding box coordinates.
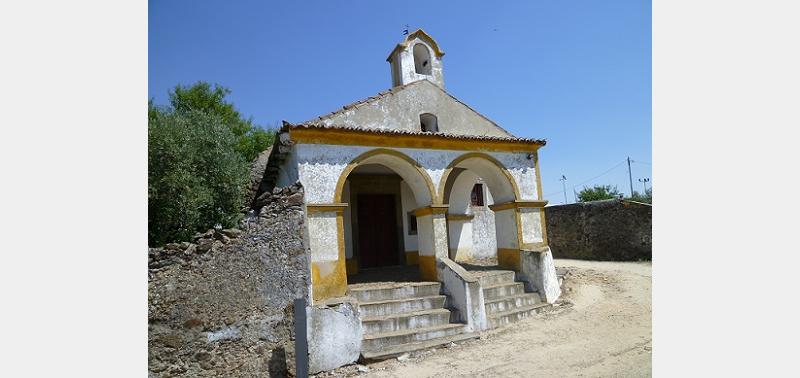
[357,194,399,268]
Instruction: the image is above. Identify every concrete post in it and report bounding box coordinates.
[294,298,309,378]
[518,246,562,303]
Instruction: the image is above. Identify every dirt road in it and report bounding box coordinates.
[317,259,652,378]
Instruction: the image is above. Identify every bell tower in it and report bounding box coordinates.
[387,29,445,88]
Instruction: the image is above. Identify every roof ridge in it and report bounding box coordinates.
[306,80,521,139]
[307,81,423,123]
[423,81,517,138]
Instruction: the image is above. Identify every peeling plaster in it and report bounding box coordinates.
[307,212,339,262]
[294,144,538,204]
[519,208,544,244]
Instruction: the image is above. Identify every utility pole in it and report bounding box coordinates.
[560,175,568,204]
[627,157,635,196]
[638,178,650,193]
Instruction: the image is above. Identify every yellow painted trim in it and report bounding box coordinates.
[418,255,438,281]
[515,209,525,249]
[413,205,449,217]
[446,214,474,221]
[405,250,419,265]
[311,260,347,302]
[332,148,438,205]
[488,201,517,212]
[437,152,523,204]
[534,150,549,245]
[515,200,549,208]
[489,200,548,212]
[291,128,542,154]
[345,258,358,276]
[306,203,349,213]
[386,28,446,61]
[497,248,521,271]
[521,242,548,250]
[310,211,349,302]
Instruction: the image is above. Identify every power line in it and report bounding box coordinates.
[543,157,650,199]
[542,159,627,198]
[570,159,628,190]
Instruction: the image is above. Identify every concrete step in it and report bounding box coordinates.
[484,293,542,314]
[482,282,525,301]
[487,303,551,329]
[362,323,466,351]
[358,295,447,318]
[361,331,479,361]
[348,282,441,303]
[475,270,516,286]
[360,308,452,334]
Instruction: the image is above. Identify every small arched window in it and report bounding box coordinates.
[420,113,438,132]
[413,44,432,75]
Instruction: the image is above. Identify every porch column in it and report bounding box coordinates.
[306,203,349,303]
[516,200,549,247]
[413,205,449,281]
[489,200,548,270]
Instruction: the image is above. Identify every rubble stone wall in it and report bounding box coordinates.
[545,199,651,261]
[148,183,310,377]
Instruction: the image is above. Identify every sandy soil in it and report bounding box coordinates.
[316,259,652,378]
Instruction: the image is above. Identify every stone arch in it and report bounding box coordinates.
[334,148,436,207]
[438,152,521,205]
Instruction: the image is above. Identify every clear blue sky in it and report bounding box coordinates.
[149,0,651,204]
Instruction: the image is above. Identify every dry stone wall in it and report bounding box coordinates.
[148,183,310,377]
[545,199,651,261]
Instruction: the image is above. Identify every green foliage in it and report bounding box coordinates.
[577,185,621,202]
[148,82,278,246]
[629,188,652,204]
[148,107,249,246]
[169,82,275,161]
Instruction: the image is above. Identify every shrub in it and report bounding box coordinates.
[577,185,621,202]
[148,107,249,246]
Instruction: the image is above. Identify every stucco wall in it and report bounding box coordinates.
[400,182,419,252]
[317,80,513,138]
[545,199,652,261]
[293,144,538,205]
[470,207,497,260]
[343,181,353,259]
[519,208,544,245]
[446,171,499,262]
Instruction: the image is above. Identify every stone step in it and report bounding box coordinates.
[487,303,551,329]
[484,293,542,314]
[362,323,466,351]
[358,295,447,318]
[360,308,452,334]
[348,282,441,303]
[361,331,479,361]
[475,270,516,286]
[482,282,525,301]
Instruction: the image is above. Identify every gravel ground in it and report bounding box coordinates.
[314,259,652,378]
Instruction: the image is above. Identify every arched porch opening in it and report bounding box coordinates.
[439,153,522,268]
[334,149,439,283]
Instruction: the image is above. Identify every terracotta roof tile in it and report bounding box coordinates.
[281,122,546,145]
